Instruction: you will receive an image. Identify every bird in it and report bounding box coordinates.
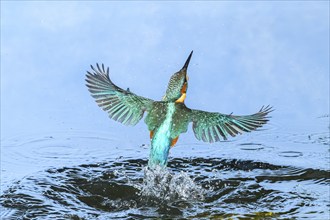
[85,51,273,168]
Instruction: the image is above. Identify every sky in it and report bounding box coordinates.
[1,1,329,140]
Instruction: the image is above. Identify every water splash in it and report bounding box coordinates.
[137,166,205,202]
[1,157,329,219]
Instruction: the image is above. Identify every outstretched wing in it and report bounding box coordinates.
[86,63,154,126]
[191,106,273,142]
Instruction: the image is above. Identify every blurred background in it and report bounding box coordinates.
[1,1,328,140]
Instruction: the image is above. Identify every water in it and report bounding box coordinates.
[1,116,329,219]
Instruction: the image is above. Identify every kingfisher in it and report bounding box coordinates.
[86,51,272,168]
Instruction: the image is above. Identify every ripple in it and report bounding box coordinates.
[278,151,303,158]
[239,143,265,151]
[307,132,330,146]
[1,158,329,219]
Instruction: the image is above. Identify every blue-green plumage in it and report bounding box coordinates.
[147,103,175,167]
[85,52,273,168]
[145,102,191,167]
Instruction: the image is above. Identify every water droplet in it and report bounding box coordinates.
[137,166,205,201]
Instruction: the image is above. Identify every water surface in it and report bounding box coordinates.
[1,116,329,219]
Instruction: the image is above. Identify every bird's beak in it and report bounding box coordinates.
[181,50,193,71]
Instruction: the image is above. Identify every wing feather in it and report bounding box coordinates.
[86,63,154,126]
[191,106,273,143]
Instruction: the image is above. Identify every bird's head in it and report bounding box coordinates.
[162,51,193,103]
